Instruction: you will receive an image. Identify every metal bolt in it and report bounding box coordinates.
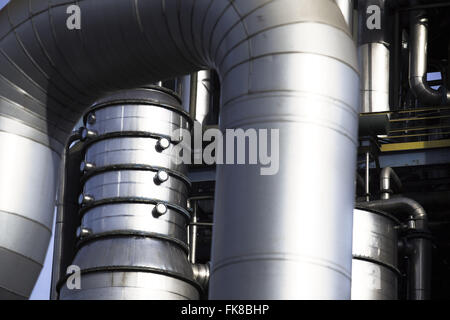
[155,170,169,183]
[80,127,97,141]
[87,113,96,124]
[76,226,92,239]
[80,161,95,173]
[78,193,94,206]
[156,137,170,151]
[153,203,168,217]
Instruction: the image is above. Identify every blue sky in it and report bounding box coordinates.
[1,0,53,300]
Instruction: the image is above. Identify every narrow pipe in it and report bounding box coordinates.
[189,201,199,265]
[365,152,371,201]
[189,72,198,121]
[380,167,403,200]
[409,13,449,105]
[407,236,432,300]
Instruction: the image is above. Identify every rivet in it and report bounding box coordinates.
[78,193,94,206]
[80,161,95,173]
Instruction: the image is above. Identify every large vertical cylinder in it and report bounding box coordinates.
[58,87,201,300]
[209,1,359,299]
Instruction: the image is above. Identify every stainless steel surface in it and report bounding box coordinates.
[353,208,399,268]
[352,208,399,300]
[380,167,402,200]
[409,15,447,106]
[351,259,398,300]
[211,0,359,299]
[188,201,199,264]
[335,0,354,33]
[0,116,60,299]
[59,237,199,300]
[192,70,212,126]
[408,237,432,300]
[60,88,198,300]
[81,170,189,209]
[356,197,431,300]
[0,0,359,299]
[80,203,188,246]
[50,138,84,300]
[193,263,210,292]
[359,43,391,113]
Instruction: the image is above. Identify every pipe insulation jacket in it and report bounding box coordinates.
[0,0,359,299]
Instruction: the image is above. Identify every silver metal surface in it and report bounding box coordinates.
[351,259,398,300]
[357,198,431,300]
[60,87,198,300]
[85,104,190,139]
[359,43,390,113]
[351,208,399,300]
[81,170,189,209]
[211,0,359,299]
[60,271,199,300]
[0,0,359,299]
[192,70,212,126]
[0,117,60,299]
[380,167,402,200]
[409,16,447,105]
[335,0,354,33]
[59,237,199,300]
[352,208,398,268]
[80,203,188,246]
[193,263,210,291]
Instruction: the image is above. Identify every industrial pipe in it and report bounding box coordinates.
[380,167,403,200]
[335,0,354,33]
[0,0,359,299]
[409,12,449,105]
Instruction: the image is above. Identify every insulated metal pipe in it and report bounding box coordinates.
[0,0,359,299]
[380,167,402,200]
[357,0,391,114]
[409,12,449,105]
[335,0,354,33]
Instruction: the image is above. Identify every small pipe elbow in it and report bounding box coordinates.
[409,76,444,106]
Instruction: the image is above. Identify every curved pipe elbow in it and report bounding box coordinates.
[409,76,445,106]
[357,197,427,230]
[409,15,448,106]
[380,167,402,197]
